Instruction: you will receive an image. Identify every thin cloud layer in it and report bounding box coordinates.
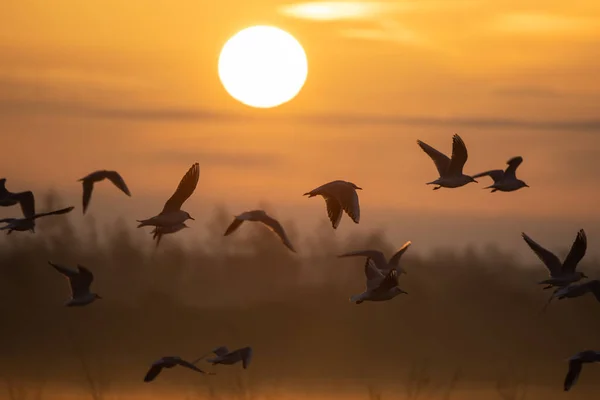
[490,13,600,36]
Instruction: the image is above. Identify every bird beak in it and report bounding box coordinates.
[356,187,363,190]
[525,184,530,188]
[189,216,195,221]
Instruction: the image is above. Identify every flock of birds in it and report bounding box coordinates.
[0,133,598,392]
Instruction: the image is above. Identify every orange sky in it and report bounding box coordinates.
[1,0,599,256]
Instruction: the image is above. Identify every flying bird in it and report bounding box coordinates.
[0,178,35,216]
[78,170,131,214]
[338,241,412,276]
[563,350,600,392]
[150,223,189,247]
[223,210,296,253]
[205,346,253,369]
[553,280,600,303]
[522,229,588,289]
[303,180,362,229]
[144,356,214,382]
[416,134,478,190]
[48,261,102,306]
[0,202,74,234]
[346,261,407,304]
[472,156,529,192]
[137,163,199,229]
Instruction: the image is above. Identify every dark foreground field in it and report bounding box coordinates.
[1,194,599,400]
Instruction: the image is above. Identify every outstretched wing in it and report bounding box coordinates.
[70,265,94,298]
[564,360,583,392]
[32,206,74,220]
[104,170,132,197]
[521,232,562,275]
[161,163,200,214]
[175,359,212,374]
[562,229,587,273]
[365,258,385,290]
[503,156,523,180]
[240,347,253,369]
[447,134,469,176]
[261,214,297,253]
[338,186,360,224]
[13,191,35,219]
[81,180,95,215]
[471,170,504,183]
[143,364,164,382]
[224,217,245,236]
[338,249,388,270]
[48,261,78,278]
[416,140,451,177]
[388,241,412,273]
[324,196,343,229]
[377,269,399,292]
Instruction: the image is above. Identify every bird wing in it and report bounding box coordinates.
[175,359,211,374]
[48,261,78,278]
[104,170,132,196]
[521,232,562,275]
[81,180,95,215]
[388,241,412,273]
[240,347,253,369]
[471,170,505,183]
[338,249,388,270]
[143,363,164,382]
[562,229,587,273]
[338,185,360,224]
[365,258,385,291]
[447,134,469,176]
[0,179,8,197]
[212,346,230,357]
[503,156,523,180]
[261,214,297,253]
[416,140,451,177]
[32,206,75,220]
[324,196,343,229]
[564,360,583,392]
[224,217,245,236]
[161,163,200,214]
[588,280,600,303]
[376,269,399,292]
[13,191,35,219]
[70,265,94,298]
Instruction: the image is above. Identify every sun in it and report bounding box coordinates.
[218,26,308,109]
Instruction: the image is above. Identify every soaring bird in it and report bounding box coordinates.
[0,192,74,234]
[223,210,296,253]
[522,229,588,289]
[563,350,600,392]
[0,178,35,216]
[150,223,189,247]
[347,261,407,304]
[137,163,199,229]
[553,280,600,303]
[205,346,253,369]
[303,180,362,229]
[338,241,412,276]
[144,356,214,382]
[78,170,131,214]
[416,134,478,190]
[472,156,529,192]
[48,261,102,307]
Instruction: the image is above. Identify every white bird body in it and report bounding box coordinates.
[303,180,362,229]
[78,169,131,214]
[137,163,199,230]
[553,280,600,303]
[150,223,189,247]
[417,134,477,190]
[564,350,600,391]
[224,210,296,252]
[472,156,529,193]
[205,346,253,369]
[48,261,101,307]
[0,205,75,234]
[522,229,588,289]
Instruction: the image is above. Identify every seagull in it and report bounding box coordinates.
[416,134,478,190]
[472,156,529,192]
[48,261,102,307]
[563,350,600,392]
[223,210,296,253]
[303,180,362,229]
[0,178,35,215]
[78,170,131,214]
[553,280,600,303]
[150,223,189,247]
[0,200,75,234]
[137,163,199,229]
[347,261,407,304]
[205,346,253,369]
[522,229,588,289]
[338,241,412,276]
[144,356,214,382]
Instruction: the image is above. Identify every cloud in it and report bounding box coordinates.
[490,13,600,36]
[3,97,600,133]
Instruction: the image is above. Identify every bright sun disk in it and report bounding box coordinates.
[218,25,308,109]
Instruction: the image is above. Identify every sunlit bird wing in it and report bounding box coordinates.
[161,163,200,214]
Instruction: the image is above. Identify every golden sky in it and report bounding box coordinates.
[1,0,599,255]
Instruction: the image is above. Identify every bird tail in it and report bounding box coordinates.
[349,294,364,304]
[136,219,150,228]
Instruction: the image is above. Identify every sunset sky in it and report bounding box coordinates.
[1,0,599,257]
